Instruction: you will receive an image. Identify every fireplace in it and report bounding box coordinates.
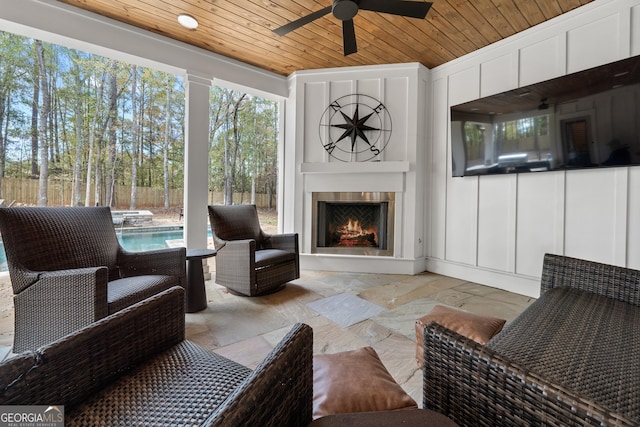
[312,192,395,256]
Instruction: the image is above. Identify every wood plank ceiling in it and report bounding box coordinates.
[57,0,593,77]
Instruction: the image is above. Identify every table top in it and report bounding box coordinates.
[186,248,217,260]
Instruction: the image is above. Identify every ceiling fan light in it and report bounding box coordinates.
[178,14,198,30]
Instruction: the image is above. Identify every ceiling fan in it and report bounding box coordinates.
[273,0,432,56]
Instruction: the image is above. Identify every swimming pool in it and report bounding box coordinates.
[0,227,188,273]
[117,227,185,251]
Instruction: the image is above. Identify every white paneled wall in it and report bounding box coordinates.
[514,172,564,277]
[444,177,478,265]
[427,0,640,297]
[448,67,480,106]
[428,77,449,263]
[629,167,640,270]
[566,11,627,72]
[564,169,619,264]
[519,36,565,86]
[480,53,518,97]
[477,175,516,272]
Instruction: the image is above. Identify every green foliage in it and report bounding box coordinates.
[0,30,278,207]
[207,87,278,203]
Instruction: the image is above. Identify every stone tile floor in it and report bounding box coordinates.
[0,267,535,406]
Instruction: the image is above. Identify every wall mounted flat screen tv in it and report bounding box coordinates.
[450,55,640,177]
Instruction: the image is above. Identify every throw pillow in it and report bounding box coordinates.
[313,346,417,420]
[415,305,506,368]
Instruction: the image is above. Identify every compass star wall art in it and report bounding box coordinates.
[319,94,392,162]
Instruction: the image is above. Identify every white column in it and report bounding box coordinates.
[183,74,211,249]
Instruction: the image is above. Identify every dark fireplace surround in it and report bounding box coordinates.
[312,192,395,256]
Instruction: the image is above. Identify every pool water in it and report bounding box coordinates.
[0,227,186,273]
[118,227,185,252]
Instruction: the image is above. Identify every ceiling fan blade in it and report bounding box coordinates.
[359,0,432,19]
[273,6,332,36]
[342,19,357,56]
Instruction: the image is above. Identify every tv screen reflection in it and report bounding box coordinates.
[450,55,640,177]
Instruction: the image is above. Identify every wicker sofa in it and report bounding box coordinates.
[423,253,640,426]
[0,286,313,427]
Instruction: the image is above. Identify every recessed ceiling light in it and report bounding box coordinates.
[178,14,198,30]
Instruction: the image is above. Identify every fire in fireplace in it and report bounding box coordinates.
[335,218,376,247]
[312,192,394,256]
[324,203,383,248]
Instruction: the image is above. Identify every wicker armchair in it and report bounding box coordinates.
[0,206,186,352]
[208,204,299,296]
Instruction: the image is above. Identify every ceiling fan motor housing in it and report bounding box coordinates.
[333,0,359,21]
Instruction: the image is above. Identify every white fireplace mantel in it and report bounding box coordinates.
[300,159,412,273]
[301,161,410,174]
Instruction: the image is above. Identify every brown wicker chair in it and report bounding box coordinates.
[0,206,186,352]
[208,204,299,296]
[0,287,313,426]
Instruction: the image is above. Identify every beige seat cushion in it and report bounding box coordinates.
[313,346,417,420]
[415,305,506,368]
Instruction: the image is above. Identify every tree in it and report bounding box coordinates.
[35,39,50,206]
[222,91,246,205]
[105,60,118,207]
[69,49,85,206]
[85,62,107,206]
[208,87,230,201]
[0,32,30,196]
[162,75,171,209]
[30,43,39,179]
[130,65,139,209]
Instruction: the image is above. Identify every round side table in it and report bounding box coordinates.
[185,248,217,313]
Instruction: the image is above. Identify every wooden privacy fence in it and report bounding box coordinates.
[0,177,274,209]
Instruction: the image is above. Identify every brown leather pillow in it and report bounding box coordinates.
[415,305,506,368]
[313,346,417,420]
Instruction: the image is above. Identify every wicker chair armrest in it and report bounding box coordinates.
[10,264,106,292]
[423,322,636,427]
[11,267,110,351]
[214,240,257,295]
[263,233,298,253]
[118,247,186,284]
[206,323,313,427]
[221,239,255,249]
[217,239,256,259]
[1,286,186,408]
[35,266,106,281]
[21,267,110,317]
[540,253,640,306]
